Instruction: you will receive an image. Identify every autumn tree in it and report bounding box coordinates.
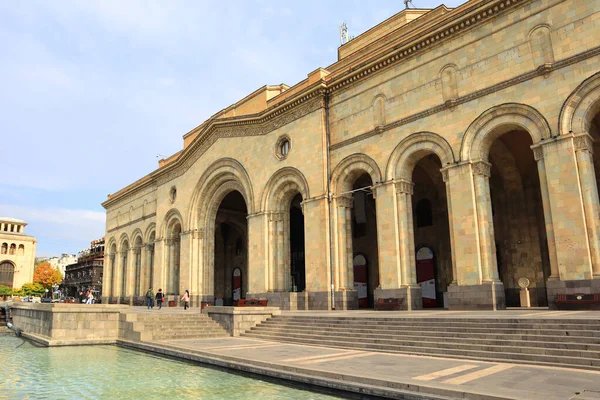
[33,261,63,288]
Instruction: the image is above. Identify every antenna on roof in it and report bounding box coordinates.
[404,0,415,8]
[339,23,354,45]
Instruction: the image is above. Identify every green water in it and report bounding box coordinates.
[0,335,344,400]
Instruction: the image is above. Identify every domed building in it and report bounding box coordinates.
[0,218,37,289]
[102,0,600,310]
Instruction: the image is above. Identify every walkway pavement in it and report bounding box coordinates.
[121,308,600,399]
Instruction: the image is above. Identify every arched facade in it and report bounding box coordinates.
[102,0,600,310]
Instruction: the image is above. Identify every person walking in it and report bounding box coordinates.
[86,291,94,304]
[146,287,154,309]
[155,288,164,310]
[181,289,190,310]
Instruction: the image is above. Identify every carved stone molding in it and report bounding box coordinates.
[441,169,450,183]
[336,194,354,209]
[472,161,491,177]
[532,146,544,161]
[574,134,594,153]
[395,180,414,195]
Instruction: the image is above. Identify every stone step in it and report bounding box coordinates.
[252,325,600,349]
[241,331,600,370]
[260,320,600,337]
[266,318,600,331]
[273,316,600,326]
[152,332,228,339]
[247,328,600,358]
[257,322,600,340]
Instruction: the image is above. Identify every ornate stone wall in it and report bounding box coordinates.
[102,0,600,310]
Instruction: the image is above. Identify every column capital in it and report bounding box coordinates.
[335,194,353,209]
[394,179,414,195]
[472,160,491,177]
[268,211,285,222]
[532,145,544,161]
[574,133,594,153]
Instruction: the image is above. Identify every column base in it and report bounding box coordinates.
[447,282,506,310]
[333,290,358,310]
[308,291,331,310]
[247,292,309,310]
[374,286,422,310]
[547,279,600,310]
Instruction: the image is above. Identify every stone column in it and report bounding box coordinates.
[246,213,266,296]
[335,195,353,290]
[179,231,192,299]
[532,145,559,279]
[443,163,505,310]
[133,247,142,296]
[119,250,128,297]
[145,243,155,291]
[442,170,457,284]
[267,212,285,292]
[103,252,113,298]
[395,179,415,287]
[374,182,401,289]
[574,134,600,277]
[472,161,500,283]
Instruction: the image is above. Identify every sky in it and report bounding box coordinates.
[0,0,462,257]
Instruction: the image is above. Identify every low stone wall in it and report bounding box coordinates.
[11,303,127,346]
[203,306,280,336]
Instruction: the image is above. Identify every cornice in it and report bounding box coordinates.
[326,0,529,94]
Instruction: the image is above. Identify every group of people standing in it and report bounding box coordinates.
[145,288,190,310]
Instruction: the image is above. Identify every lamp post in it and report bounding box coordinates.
[45,288,49,299]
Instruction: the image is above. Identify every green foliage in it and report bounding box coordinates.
[21,282,45,296]
[0,285,12,296]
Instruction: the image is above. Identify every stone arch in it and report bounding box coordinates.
[440,63,459,104]
[0,260,15,288]
[372,94,387,128]
[528,24,554,69]
[161,209,184,239]
[131,229,143,246]
[386,132,455,181]
[118,233,130,251]
[331,153,382,195]
[262,167,310,212]
[559,71,600,135]
[144,223,156,243]
[460,103,552,162]
[188,158,255,230]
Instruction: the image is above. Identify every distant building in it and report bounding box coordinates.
[47,254,77,277]
[0,217,36,289]
[63,238,105,297]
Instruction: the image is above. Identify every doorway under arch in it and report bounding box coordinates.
[214,190,248,306]
[0,261,15,288]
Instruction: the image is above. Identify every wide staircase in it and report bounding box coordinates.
[121,312,229,342]
[242,315,600,371]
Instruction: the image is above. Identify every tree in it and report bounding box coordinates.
[33,261,63,288]
[0,284,11,296]
[21,282,45,296]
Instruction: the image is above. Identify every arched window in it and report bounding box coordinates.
[0,261,15,288]
[18,245,24,256]
[9,244,16,255]
[416,199,433,228]
[1,243,7,254]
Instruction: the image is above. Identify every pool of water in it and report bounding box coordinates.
[0,335,344,399]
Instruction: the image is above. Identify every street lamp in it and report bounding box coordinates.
[45,288,49,299]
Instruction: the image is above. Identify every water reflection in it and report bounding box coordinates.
[0,335,343,399]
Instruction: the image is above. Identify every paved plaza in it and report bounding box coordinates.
[121,309,600,399]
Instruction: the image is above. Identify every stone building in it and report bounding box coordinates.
[47,253,77,277]
[63,238,105,298]
[102,0,600,310]
[0,218,37,289]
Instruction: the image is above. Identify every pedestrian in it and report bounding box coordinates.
[155,288,164,310]
[146,287,154,309]
[181,289,190,310]
[86,291,94,304]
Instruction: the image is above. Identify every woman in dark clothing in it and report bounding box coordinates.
[155,288,164,310]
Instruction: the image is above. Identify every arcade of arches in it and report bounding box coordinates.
[101,1,600,311]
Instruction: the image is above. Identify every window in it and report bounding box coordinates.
[18,244,24,256]
[281,140,290,157]
[1,243,6,254]
[416,199,433,228]
[9,244,16,255]
[0,261,14,288]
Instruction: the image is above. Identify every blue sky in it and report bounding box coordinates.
[0,0,462,257]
